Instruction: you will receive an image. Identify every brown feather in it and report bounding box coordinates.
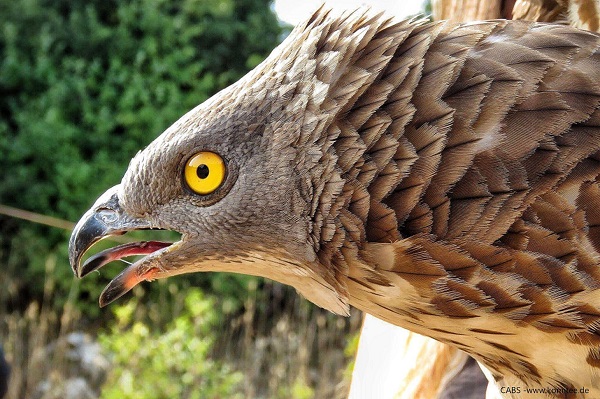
[296,11,600,396]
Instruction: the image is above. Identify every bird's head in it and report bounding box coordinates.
[69,8,357,315]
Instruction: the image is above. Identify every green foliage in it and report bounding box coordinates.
[343,329,361,381]
[278,379,314,399]
[424,0,433,17]
[99,288,244,399]
[0,0,287,309]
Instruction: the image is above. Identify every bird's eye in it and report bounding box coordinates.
[184,151,226,195]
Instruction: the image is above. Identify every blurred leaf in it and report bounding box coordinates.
[0,0,289,312]
[99,288,244,399]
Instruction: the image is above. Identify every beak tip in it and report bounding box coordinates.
[99,272,134,308]
[70,260,82,279]
[69,251,84,278]
[68,207,108,279]
[68,220,87,278]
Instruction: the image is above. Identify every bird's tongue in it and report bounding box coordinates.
[79,241,171,277]
[77,240,172,307]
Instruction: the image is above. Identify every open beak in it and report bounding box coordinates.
[69,185,175,307]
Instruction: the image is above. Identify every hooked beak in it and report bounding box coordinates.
[69,185,175,307]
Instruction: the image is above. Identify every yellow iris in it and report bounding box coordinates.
[184,152,226,195]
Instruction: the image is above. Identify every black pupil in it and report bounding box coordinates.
[196,164,209,179]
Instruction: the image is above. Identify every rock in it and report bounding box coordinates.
[32,332,110,399]
[0,345,10,399]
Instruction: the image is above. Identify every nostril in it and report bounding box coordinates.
[97,208,119,224]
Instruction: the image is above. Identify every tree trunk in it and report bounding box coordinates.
[432,0,505,21]
[432,0,600,31]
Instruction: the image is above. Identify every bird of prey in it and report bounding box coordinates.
[70,7,600,397]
